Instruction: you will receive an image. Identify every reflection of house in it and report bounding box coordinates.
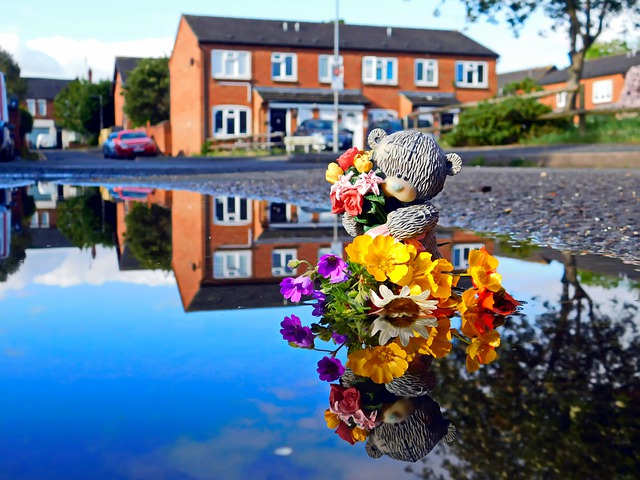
[169,14,498,155]
[26,182,79,248]
[22,77,73,148]
[438,228,494,270]
[112,57,145,129]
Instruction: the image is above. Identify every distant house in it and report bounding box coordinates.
[22,77,71,148]
[497,65,556,94]
[168,14,499,156]
[112,56,145,128]
[539,52,640,110]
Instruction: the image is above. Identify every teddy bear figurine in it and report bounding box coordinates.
[342,128,462,258]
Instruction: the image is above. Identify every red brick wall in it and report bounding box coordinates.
[114,72,126,128]
[542,73,626,110]
[145,121,172,155]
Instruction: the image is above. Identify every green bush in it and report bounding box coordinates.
[445,97,568,147]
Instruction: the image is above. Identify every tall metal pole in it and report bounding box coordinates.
[332,0,340,153]
[98,94,103,132]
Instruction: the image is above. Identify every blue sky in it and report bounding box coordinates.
[2,0,631,81]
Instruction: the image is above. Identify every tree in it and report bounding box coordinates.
[0,47,27,100]
[456,1,640,112]
[122,57,170,127]
[500,77,543,96]
[54,79,114,141]
[124,203,172,270]
[585,39,632,59]
[57,187,115,249]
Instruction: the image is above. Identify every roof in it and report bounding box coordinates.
[498,66,556,89]
[182,15,498,58]
[539,52,640,85]
[255,86,369,105]
[114,57,145,84]
[400,91,459,107]
[186,282,287,312]
[23,78,72,100]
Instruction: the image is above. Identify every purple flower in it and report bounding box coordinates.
[280,275,314,302]
[317,356,345,382]
[312,290,326,317]
[332,332,349,345]
[317,254,349,283]
[280,315,315,348]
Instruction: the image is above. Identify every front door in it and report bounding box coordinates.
[269,109,287,142]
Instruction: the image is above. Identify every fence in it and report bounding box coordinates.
[204,132,285,154]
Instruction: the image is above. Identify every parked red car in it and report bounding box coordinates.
[108,130,157,159]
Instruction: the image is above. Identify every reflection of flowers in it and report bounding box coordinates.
[280,315,315,348]
[317,356,345,382]
[347,343,409,384]
[469,247,502,292]
[465,330,501,373]
[329,384,361,415]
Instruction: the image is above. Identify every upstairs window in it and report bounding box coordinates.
[271,53,297,81]
[212,106,250,138]
[214,250,251,279]
[26,99,36,116]
[319,55,343,83]
[37,99,47,116]
[362,56,397,85]
[214,196,250,225]
[592,79,613,104]
[415,59,438,86]
[556,91,567,109]
[455,61,488,88]
[211,50,251,80]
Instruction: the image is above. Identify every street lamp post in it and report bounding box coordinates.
[332,0,340,154]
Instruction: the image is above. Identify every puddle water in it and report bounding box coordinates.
[1,182,638,479]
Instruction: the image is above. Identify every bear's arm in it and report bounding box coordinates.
[386,202,439,240]
[342,213,365,237]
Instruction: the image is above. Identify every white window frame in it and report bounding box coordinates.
[30,213,39,228]
[211,50,251,80]
[556,91,567,109]
[362,56,398,85]
[319,55,343,83]
[212,105,251,138]
[592,79,613,104]
[272,248,298,277]
[271,52,298,82]
[37,99,47,116]
[40,211,50,228]
[415,59,438,87]
[213,250,252,279]
[452,243,486,269]
[455,61,488,88]
[213,196,251,225]
[26,99,36,116]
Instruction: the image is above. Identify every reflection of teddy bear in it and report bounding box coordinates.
[343,128,462,258]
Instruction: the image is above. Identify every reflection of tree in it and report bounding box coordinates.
[57,187,115,251]
[408,252,640,480]
[0,188,35,282]
[124,203,172,271]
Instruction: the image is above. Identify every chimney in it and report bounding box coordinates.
[282,21,288,32]
[294,22,300,32]
[88,67,93,83]
[387,27,392,37]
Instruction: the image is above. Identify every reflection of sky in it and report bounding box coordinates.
[0,248,637,478]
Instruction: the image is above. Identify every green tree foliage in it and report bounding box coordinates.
[445,97,566,146]
[454,1,640,111]
[0,47,27,100]
[19,108,33,134]
[500,77,543,96]
[122,57,170,127]
[124,203,172,271]
[54,79,114,141]
[57,187,115,249]
[585,39,632,59]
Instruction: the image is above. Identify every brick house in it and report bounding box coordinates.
[169,15,499,156]
[497,65,556,95]
[539,52,640,110]
[23,77,71,148]
[112,56,145,129]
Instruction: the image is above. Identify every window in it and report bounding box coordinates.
[26,99,36,116]
[272,249,297,276]
[592,79,613,104]
[214,196,250,225]
[212,106,251,138]
[213,250,252,279]
[30,213,39,228]
[211,50,251,80]
[271,53,297,81]
[319,55,343,83]
[556,92,567,109]
[362,56,397,85]
[415,59,438,86]
[452,243,485,269]
[40,211,50,228]
[37,99,47,116]
[455,61,488,88]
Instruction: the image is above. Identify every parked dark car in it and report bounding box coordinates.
[293,119,353,151]
[105,130,157,159]
[367,118,404,137]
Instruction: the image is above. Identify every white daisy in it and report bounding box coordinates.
[369,285,438,347]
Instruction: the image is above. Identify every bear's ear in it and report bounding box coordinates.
[368,128,387,149]
[445,153,462,176]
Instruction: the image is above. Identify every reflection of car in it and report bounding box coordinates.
[293,119,353,151]
[367,119,404,136]
[110,186,153,202]
[36,133,54,149]
[108,130,157,159]
[102,132,119,158]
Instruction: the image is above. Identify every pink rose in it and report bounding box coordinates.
[330,190,345,214]
[329,384,361,415]
[341,189,364,216]
[336,147,362,171]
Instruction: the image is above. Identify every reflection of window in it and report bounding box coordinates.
[212,106,250,138]
[214,196,250,224]
[556,92,567,109]
[592,79,613,104]
[37,99,47,116]
[272,249,297,276]
[271,53,297,81]
[214,250,252,279]
[26,99,36,116]
[415,59,438,86]
[40,211,50,228]
[452,243,485,269]
[362,56,397,85]
[211,50,251,79]
[30,213,39,228]
[319,55,343,83]
[455,61,488,88]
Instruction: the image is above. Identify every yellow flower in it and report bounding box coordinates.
[345,235,373,265]
[351,426,368,443]
[465,330,501,373]
[347,343,409,384]
[353,151,373,173]
[412,258,453,299]
[400,317,452,359]
[324,409,341,429]
[364,235,414,284]
[468,247,502,292]
[325,162,344,184]
[458,288,480,315]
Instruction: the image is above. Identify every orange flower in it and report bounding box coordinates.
[347,343,409,384]
[468,247,502,292]
[399,317,453,360]
[477,288,519,315]
[465,330,500,372]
